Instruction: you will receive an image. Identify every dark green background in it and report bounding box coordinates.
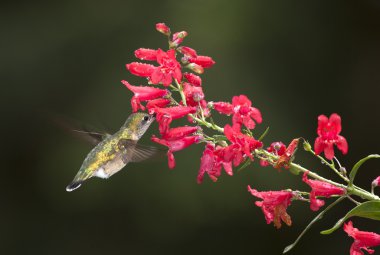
[2,0,380,254]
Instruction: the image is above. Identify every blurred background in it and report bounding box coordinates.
[1,0,380,254]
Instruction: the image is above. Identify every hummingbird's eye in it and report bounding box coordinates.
[143,116,149,122]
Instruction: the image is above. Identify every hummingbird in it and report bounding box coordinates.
[66,112,157,192]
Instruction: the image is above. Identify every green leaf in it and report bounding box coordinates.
[321,201,380,235]
[349,154,380,186]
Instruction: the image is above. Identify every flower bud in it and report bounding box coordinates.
[372,176,380,189]
[170,31,188,47]
[156,23,171,36]
[303,140,312,152]
[186,63,204,74]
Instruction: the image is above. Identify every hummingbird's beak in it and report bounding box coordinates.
[151,112,156,119]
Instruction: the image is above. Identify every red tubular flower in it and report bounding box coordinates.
[314,113,348,160]
[150,49,182,86]
[134,48,157,61]
[197,143,220,184]
[231,95,262,130]
[189,55,215,68]
[121,80,168,112]
[178,46,197,58]
[197,143,242,183]
[260,142,286,167]
[146,98,171,112]
[151,135,201,169]
[184,72,202,87]
[302,172,345,211]
[126,62,155,77]
[344,221,380,255]
[213,101,234,115]
[156,23,171,36]
[162,126,200,140]
[151,106,197,134]
[248,186,293,229]
[213,95,262,130]
[183,83,205,106]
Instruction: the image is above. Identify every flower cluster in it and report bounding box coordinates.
[123,23,262,177]
[197,125,263,183]
[119,23,380,255]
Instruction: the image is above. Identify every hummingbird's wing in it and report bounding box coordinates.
[71,129,110,145]
[117,139,160,163]
[52,115,111,145]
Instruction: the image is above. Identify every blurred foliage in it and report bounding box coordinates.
[1,0,380,254]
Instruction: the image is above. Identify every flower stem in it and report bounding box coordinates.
[190,115,224,133]
[312,150,349,182]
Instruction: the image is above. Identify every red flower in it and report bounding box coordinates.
[224,124,263,160]
[127,49,182,87]
[314,113,348,160]
[183,83,205,106]
[344,221,380,255]
[151,135,201,169]
[197,143,220,184]
[162,126,200,140]
[213,95,262,130]
[178,46,197,58]
[197,143,241,183]
[302,172,345,211]
[184,72,202,87]
[248,186,293,229]
[126,62,155,77]
[151,106,197,134]
[150,49,182,86]
[146,98,171,112]
[189,55,215,68]
[122,80,168,112]
[156,23,171,36]
[134,48,157,61]
[198,125,262,179]
[260,142,286,167]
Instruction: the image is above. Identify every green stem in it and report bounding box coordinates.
[313,151,349,182]
[191,115,224,133]
[289,162,379,201]
[175,79,187,106]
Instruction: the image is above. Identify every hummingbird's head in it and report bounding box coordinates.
[123,112,156,139]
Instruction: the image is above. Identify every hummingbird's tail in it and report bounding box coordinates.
[66,181,83,192]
